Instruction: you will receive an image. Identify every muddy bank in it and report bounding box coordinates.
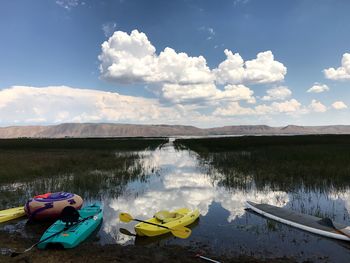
[0,231,295,263]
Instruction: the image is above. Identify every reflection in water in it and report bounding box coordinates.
[1,140,350,262]
[99,141,350,262]
[175,136,350,192]
[104,147,281,240]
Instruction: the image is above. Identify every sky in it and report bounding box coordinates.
[0,0,350,128]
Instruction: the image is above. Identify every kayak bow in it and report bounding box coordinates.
[246,201,350,241]
[0,207,26,223]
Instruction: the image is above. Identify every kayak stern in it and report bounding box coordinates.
[38,204,103,249]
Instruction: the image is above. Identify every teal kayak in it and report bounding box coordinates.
[38,204,103,249]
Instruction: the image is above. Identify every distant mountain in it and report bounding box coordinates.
[1,123,350,138]
[207,125,278,135]
[208,125,350,135]
[0,123,204,138]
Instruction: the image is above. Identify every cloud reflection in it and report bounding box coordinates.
[102,142,290,244]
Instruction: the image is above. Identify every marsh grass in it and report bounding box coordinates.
[0,137,166,150]
[174,135,350,191]
[0,149,138,183]
[0,138,166,208]
[0,138,166,182]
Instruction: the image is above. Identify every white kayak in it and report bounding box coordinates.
[246,201,350,241]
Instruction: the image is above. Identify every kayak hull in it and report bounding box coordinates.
[0,206,26,223]
[246,201,350,242]
[135,208,199,237]
[37,204,103,249]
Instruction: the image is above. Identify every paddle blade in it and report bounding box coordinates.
[119,212,133,223]
[170,226,192,239]
[10,252,21,257]
[119,228,136,237]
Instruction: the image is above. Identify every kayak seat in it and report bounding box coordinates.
[60,206,80,227]
[154,210,183,223]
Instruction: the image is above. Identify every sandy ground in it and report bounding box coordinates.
[0,231,297,263]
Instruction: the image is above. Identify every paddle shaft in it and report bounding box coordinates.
[197,255,221,263]
[134,218,174,230]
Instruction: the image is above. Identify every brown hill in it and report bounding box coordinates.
[1,123,350,138]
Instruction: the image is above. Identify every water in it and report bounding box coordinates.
[1,140,350,262]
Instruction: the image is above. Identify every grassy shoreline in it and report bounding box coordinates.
[0,138,167,181]
[174,135,350,191]
[0,229,295,263]
[0,138,167,208]
[0,137,168,150]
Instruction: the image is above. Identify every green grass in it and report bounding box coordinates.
[0,138,166,183]
[174,135,350,191]
[0,138,167,208]
[0,137,166,150]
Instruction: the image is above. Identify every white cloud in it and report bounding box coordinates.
[324,53,350,80]
[262,86,292,101]
[0,86,194,125]
[0,86,342,127]
[98,30,287,106]
[99,30,263,106]
[214,49,287,85]
[332,101,348,110]
[98,30,213,85]
[98,30,158,84]
[159,83,255,105]
[213,102,255,116]
[160,83,219,104]
[156,47,214,84]
[234,0,250,5]
[213,98,304,117]
[220,85,256,103]
[259,99,303,115]
[55,0,82,10]
[309,99,327,113]
[0,88,20,108]
[254,104,274,115]
[102,22,117,37]
[199,26,215,40]
[307,83,329,93]
[270,99,301,113]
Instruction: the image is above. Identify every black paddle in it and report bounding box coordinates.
[11,210,100,257]
[119,228,137,237]
[318,217,350,238]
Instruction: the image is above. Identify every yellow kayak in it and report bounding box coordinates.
[0,206,26,223]
[135,208,199,237]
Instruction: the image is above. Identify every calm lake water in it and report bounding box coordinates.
[1,140,350,262]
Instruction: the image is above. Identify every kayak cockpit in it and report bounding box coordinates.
[154,210,184,223]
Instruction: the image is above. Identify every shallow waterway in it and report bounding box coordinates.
[1,140,350,262]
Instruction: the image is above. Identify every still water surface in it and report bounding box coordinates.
[2,140,350,262]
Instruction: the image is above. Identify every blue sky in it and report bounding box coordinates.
[0,0,349,127]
